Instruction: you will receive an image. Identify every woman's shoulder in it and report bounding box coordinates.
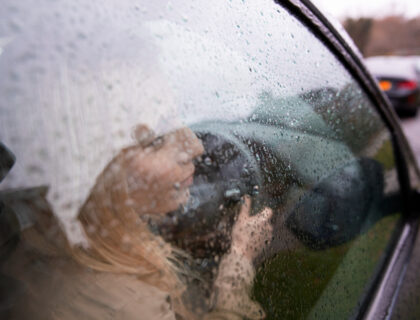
[54,271,176,320]
[0,187,175,320]
[6,235,175,320]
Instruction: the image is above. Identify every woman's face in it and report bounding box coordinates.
[122,127,204,215]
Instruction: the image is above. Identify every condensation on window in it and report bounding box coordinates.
[0,0,402,319]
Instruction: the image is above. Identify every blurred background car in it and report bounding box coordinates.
[365,56,420,117]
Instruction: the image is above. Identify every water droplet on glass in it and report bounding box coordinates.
[252,185,259,195]
[224,188,241,199]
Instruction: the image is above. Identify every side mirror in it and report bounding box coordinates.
[0,142,18,263]
[286,158,386,249]
[0,143,15,183]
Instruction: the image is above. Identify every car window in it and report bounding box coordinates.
[0,0,402,319]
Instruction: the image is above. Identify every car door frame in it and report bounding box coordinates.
[276,0,420,319]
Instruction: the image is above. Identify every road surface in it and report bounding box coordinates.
[401,116,420,165]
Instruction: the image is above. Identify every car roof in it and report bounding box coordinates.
[365,56,420,79]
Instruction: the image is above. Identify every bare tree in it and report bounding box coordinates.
[342,15,420,57]
[343,18,373,56]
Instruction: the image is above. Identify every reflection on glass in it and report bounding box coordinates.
[0,0,402,319]
[1,125,275,319]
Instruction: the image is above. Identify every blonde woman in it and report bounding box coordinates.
[2,126,272,319]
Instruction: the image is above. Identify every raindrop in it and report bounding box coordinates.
[252,185,259,195]
[224,188,241,199]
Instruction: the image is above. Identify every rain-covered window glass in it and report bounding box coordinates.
[0,0,401,319]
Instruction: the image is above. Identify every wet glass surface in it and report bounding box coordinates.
[0,0,402,319]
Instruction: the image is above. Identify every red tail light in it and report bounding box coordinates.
[397,80,418,90]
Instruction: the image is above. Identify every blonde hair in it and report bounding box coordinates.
[68,141,196,317]
[73,205,182,290]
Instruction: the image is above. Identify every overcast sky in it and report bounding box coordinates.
[313,0,420,19]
